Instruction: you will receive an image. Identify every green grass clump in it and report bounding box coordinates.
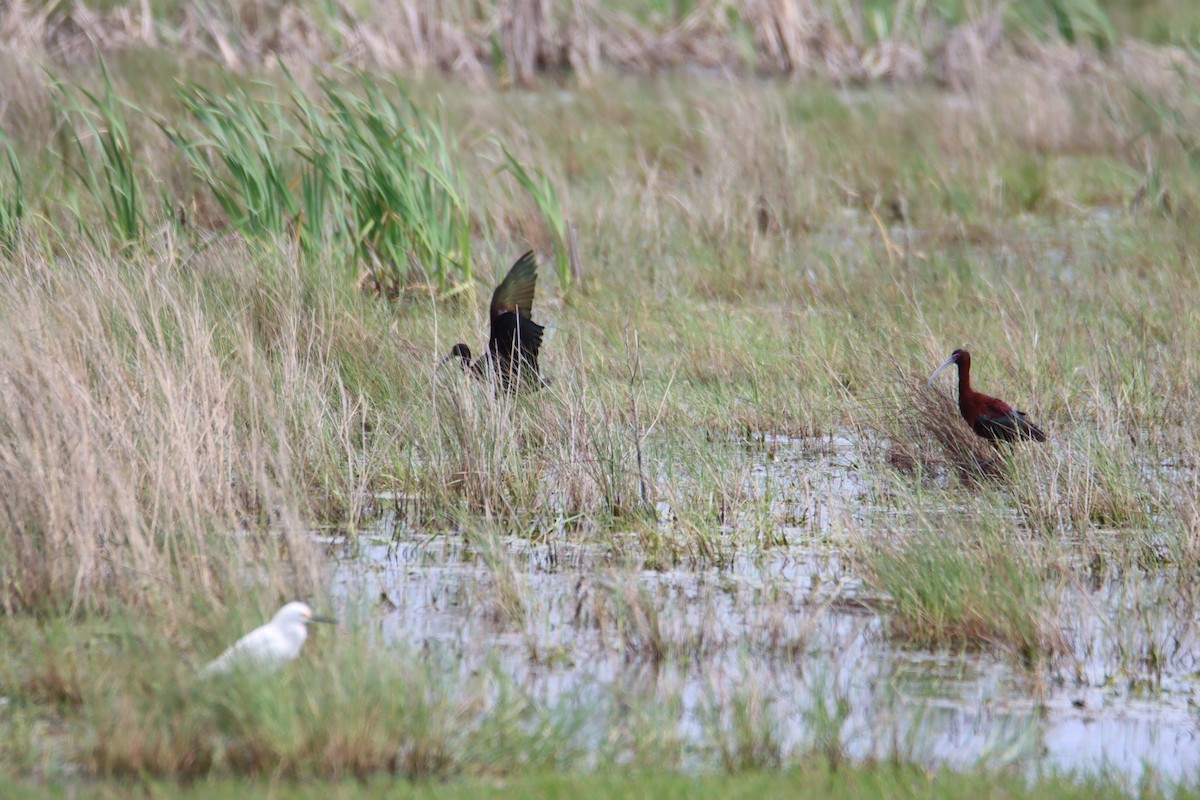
[862,518,1062,666]
[0,126,23,254]
[167,82,305,245]
[166,75,473,291]
[51,65,146,250]
[306,76,473,293]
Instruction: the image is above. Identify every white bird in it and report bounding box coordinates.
[199,601,335,678]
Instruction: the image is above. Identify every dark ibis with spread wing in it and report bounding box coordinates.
[447,251,545,392]
[928,349,1046,443]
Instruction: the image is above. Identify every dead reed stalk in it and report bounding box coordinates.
[2,0,1186,92]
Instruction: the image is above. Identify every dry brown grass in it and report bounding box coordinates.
[3,0,1196,92]
[0,240,357,617]
[403,348,657,531]
[1008,431,1160,535]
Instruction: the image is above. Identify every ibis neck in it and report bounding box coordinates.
[956,360,973,408]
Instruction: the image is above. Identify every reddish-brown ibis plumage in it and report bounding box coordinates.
[447,251,545,391]
[928,349,1046,443]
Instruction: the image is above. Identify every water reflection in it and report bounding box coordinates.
[329,435,1200,782]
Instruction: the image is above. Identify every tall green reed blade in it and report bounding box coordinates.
[285,78,338,258]
[0,125,24,255]
[407,107,474,291]
[164,83,306,247]
[306,75,471,293]
[1008,0,1115,49]
[497,144,572,290]
[50,63,145,251]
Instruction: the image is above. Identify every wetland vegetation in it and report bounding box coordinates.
[1,0,1200,796]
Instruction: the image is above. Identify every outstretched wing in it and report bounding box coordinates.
[490,251,538,323]
[487,252,543,389]
[974,409,1046,443]
[489,313,544,382]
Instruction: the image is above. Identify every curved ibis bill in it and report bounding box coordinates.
[928,348,1046,444]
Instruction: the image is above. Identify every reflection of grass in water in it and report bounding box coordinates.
[703,673,785,772]
[468,525,529,628]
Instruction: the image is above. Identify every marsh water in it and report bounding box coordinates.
[329,434,1200,782]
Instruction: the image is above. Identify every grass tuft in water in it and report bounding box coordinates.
[861,517,1063,667]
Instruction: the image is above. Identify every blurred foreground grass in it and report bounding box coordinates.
[3,766,1186,800]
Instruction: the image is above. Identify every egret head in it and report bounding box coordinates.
[928,348,970,386]
[274,601,336,626]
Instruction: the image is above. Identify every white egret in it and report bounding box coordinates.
[199,601,335,677]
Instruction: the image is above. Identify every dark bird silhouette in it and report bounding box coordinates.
[447,251,545,391]
[928,349,1046,443]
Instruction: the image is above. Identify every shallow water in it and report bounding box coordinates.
[329,434,1200,782]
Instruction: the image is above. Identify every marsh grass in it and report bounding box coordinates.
[308,77,473,292]
[51,64,146,249]
[0,127,25,254]
[860,515,1064,667]
[8,66,1195,567]
[707,676,784,772]
[0,240,390,614]
[0,0,1161,89]
[0,611,583,780]
[167,82,302,244]
[422,370,537,520]
[4,53,1195,606]
[166,75,474,290]
[1008,433,1160,535]
[2,26,1200,788]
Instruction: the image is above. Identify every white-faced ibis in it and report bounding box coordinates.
[447,251,545,391]
[928,349,1046,443]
